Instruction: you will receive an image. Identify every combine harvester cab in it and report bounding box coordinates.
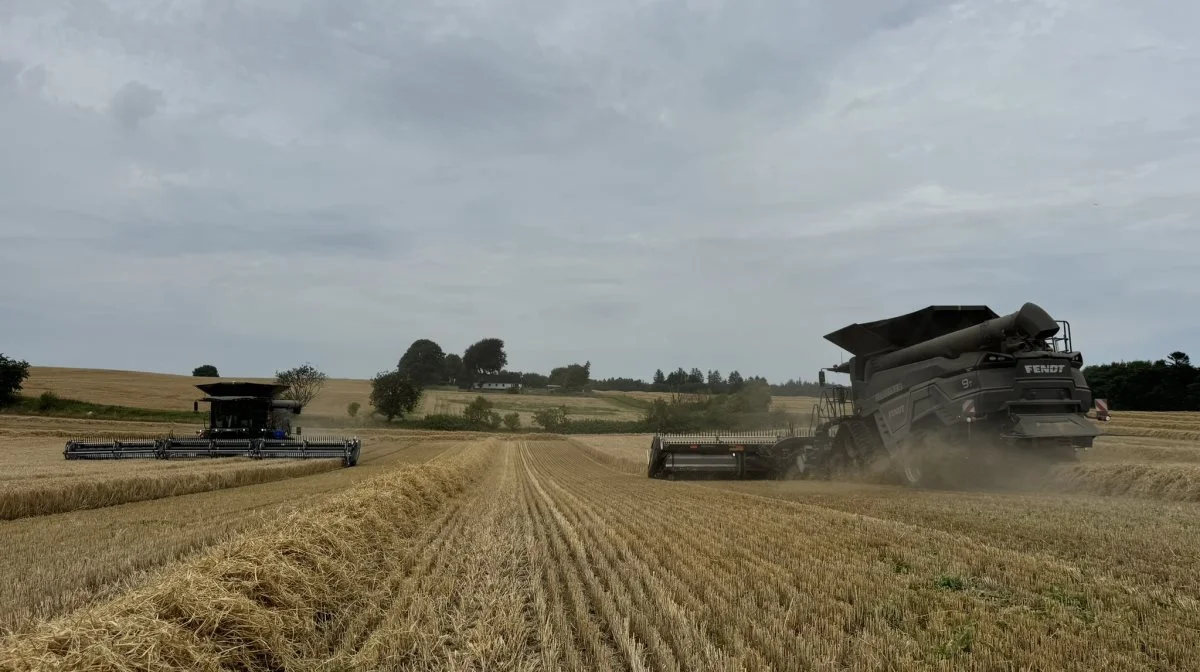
[64,381,361,467]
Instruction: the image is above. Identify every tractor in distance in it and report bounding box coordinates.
[646,301,1103,487]
[64,381,361,466]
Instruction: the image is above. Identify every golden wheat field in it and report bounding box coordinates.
[3,370,1200,669]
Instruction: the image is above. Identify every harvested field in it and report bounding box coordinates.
[1100,411,1200,442]
[574,430,1200,502]
[0,415,354,520]
[0,431,465,635]
[3,425,1200,669]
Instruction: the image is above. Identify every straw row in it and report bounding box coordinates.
[0,440,495,670]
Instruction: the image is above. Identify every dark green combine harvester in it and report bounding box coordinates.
[647,302,1101,486]
[63,381,361,467]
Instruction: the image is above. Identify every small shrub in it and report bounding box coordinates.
[533,406,569,431]
[347,401,361,418]
[463,396,495,425]
[37,390,63,412]
[502,412,521,430]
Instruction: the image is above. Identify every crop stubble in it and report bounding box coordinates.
[520,441,1199,670]
[0,435,461,635]
[5,435,1199,670]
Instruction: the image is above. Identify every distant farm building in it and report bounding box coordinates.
[472,376,521,392]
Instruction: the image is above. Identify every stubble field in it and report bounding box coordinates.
[1,377,1199,669]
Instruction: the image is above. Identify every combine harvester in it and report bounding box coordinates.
[63,381,362,467]
[647,302,1103,486]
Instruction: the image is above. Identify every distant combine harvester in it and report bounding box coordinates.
[62,381,361,466]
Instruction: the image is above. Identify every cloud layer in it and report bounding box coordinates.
[2,0,1197,381]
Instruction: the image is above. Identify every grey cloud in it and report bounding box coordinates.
[112,217,407,260]
[19,63,45,94]
[0,59,20,92]
[537,300,643,323]
[110,80,164,129]
[0,0,1197,381]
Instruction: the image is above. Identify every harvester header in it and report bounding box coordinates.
[63,380,361,466]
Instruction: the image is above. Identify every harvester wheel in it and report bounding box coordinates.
[895,428,963,488]
[891,430,934,487]
[897,445,924,487]
[826,430,856,479]
[782,451,808,480]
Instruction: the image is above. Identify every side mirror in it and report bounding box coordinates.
[193,401,198,413]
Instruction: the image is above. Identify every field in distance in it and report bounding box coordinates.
[18,366,815,427]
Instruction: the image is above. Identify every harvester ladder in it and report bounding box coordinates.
[810,383,852,431]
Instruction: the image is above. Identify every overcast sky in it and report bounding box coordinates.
[2,1,1198,382]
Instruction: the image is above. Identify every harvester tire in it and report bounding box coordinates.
[788,451,810,480]
[896,440,925,487]
[895,428,963,488]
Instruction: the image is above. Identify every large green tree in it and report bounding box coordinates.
[0,353,31,408]
[463,338,507,376]
[521,372,549,388]
[192,364,219,377]
[275,363,328,407]
[397,338,446,386]
[370,370,423,421]
[443,353,464,384]
[652,369,667,390]
[549,361,591,390]
[727,370,745,393]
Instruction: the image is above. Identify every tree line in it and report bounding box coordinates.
[7,343,1197,422]
[179,346,1200,418]
[370,337,509,420]
[1083,351,1200,412]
